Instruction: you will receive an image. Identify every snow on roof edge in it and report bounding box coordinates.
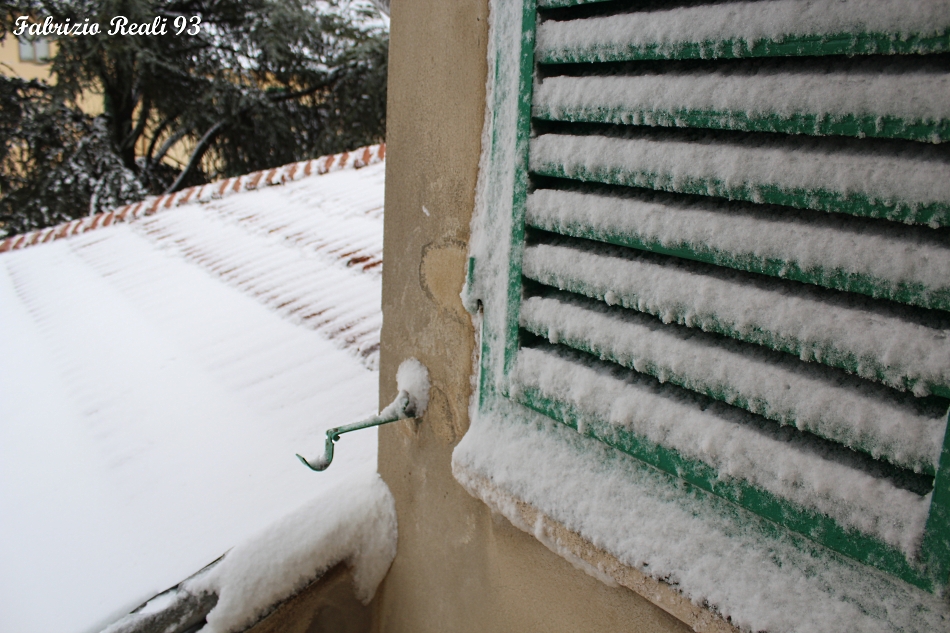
[0,143,386,255]
[100,471,397,633]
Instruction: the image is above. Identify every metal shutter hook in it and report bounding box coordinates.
[296,390,414,472]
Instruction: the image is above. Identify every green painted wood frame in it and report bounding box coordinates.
[474,0,950,593]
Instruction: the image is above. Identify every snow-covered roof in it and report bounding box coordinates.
[0,145,393,633]
[1,145,384,254]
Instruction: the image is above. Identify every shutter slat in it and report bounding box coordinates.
[537,0,950,63]
[534,70,950,143]
[530,132,950,227]
[521,292,948,474]
[522,239,950,397]
[526,188,950,311]
[538,0,612,9]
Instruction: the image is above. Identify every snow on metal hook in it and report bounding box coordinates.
[296,358,430,471]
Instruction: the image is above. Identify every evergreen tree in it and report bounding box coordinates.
[0,76,146,234]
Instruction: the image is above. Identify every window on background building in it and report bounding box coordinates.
[18,36,50,64]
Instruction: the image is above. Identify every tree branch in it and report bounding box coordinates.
[150,125,190,169]
[164,120,225,194]
[266,74,338,103]
[122,96,150,153]
[145,116,174,165]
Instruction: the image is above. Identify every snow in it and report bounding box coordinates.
[520,292,947,474]
[522,239,950,395]
[453,400,950,633]
[533,63,950,141]
[396,358,430,417]
[536,0,950,61]
[525,188,950,308]
[102,473,395,633]
[186,472,396,633]
[461,0,528,394]
[134,591,181,616]
[135,161,385,368]
[530,132,950,226]
[460,0,950,629]
[0,162,385,633]
[513,345,930,555]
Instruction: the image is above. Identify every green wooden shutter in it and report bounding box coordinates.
[471,0,950,592]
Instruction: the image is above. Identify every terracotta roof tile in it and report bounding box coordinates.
[1,143,385,254]
[246,171,264,190]
[283,163,298,183]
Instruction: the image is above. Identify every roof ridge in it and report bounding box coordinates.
[0,143,386,255]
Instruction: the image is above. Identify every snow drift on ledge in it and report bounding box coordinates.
[102,472,397,633]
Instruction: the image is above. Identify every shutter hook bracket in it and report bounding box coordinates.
[296,358,430,472]
[296,390,414,472]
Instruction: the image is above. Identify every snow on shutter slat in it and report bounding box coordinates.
[536,0,950,63]
[513,345,932,559]
[529,131,950,227]
[525,188,950,311]
[519,291,948,475]
[473,0,950,593]
[521,239,950,397]
[533,66,950,143]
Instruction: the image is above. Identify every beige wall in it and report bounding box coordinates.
[375,1,693,631]
[0,36,104,115]
[245,564,372,633]
[0,36,55,81]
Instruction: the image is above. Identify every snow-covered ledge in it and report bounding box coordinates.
[453,462,738,633]
[102,472,397,633]
[452,400,950,633]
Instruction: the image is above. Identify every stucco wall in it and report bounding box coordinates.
[244,564,372,633]
[375,2,693,631]
[0,36,56,81]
